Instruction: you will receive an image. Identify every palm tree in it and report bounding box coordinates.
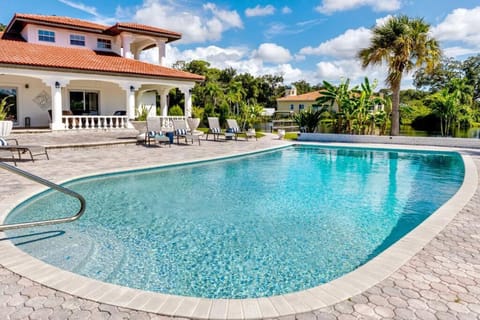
[316,79,356,133]
[358,15,441,136]
[225,81,246,115]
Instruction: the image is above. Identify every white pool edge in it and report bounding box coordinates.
[0,143,477,320]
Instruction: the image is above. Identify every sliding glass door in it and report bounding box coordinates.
[69,91,99,115]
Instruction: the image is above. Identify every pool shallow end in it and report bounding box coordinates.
[0,146,477,319]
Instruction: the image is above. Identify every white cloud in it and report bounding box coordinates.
[315,59,387,87]
[281,6,292,14]
[203,3,243,29]
[432,7,480,47]
[442,46,479,58]
[245,4,276,17]
[253,43,292,64]
[316,0,401,14]
[58,0,100,17]
[299,27,371,58]
[133,0,242,44]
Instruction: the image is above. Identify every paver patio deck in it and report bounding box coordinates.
[0,129,479,319]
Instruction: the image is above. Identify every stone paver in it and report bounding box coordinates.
[0,130,479,319]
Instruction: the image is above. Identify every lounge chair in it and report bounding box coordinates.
[0,137,49,165]
[226,119,258,141]
[206,117,224,141]
[145,117,162,146]
[173,119,201,145]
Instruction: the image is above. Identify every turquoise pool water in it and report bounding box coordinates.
[5,146,464,298]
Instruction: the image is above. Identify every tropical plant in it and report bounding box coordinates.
[0,95,13,121]
[134,105,152,121]
[239,102,263,129]
[225,80,246,115]
[358,15,441,136]
[316,79,357,133]
[191,106,204,120]
[293,107,326,133]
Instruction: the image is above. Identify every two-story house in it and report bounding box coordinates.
[276,86,322,115]
[0,13,203,130]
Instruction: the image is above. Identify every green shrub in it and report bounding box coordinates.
[168,105,184,116]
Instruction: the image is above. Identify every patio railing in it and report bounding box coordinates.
[156,116,186,130]
[61,115,129,130]
[59,115,187,131]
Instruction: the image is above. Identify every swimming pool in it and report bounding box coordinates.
[5,145,465,299]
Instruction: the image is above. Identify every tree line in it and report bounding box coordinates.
[171,15,479,137]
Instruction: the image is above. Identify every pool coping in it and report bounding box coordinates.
[0,143,477,319]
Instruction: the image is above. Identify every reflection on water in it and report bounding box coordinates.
[261,121,480,138]
[399,126,480,138]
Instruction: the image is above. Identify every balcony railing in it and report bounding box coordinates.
[61,115,129,130]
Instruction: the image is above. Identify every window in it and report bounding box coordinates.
[299,104,305,110]
[290,104,294,111]
[0,87,18,122]
[38,30,55,42]
[69,91,99,115]
[70,34,85,46]
[97,38,111,49]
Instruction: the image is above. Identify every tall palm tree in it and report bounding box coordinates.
[358,15,441,135]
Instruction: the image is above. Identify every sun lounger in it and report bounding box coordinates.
[206,117,224,141]
[145,117,162,146]
[226,119,257,141]
[0,137,49,164]
[173,120,201,145]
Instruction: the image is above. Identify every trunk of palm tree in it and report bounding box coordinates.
[390,80,401,136]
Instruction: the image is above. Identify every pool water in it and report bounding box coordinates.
[5,146,464,298]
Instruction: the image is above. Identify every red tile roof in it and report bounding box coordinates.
[6,14,182,41]
[277,91,322,101]
[0,38,204,81]
[11,13,107,32]
[108,23,181,41]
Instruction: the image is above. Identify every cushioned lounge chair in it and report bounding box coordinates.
[145,117,162,146]
[173,120,201,145]
[206,117,224,141]
[226,119,257,141]
[0,138,49,164]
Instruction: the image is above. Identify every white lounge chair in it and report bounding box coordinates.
[226,119,257,141]
[0,137,49,165]
[206,117,224,141]
[173,120,201,145]
[145,117,162,146]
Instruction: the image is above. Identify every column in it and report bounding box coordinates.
[121,34,134,59]
[157,40,166,66]
[180,86,193,118]
[158,88,169,117]
[126,86,137,120]
[48,80,67,130]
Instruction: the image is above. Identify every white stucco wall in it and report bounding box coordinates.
[0,75,51,127]
[67,80,126,115]
[138,91,157,117]
[0,76,131,127]
[21,25,121,54]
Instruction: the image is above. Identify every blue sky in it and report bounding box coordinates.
[2,0,480,88]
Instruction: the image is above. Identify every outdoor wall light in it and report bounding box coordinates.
[55,81,60,88]
[130,85,135,92]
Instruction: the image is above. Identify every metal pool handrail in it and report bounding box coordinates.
[0,162,86,231]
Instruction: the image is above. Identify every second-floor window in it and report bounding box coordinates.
[97,38,111,49]
[70,34,85,46]
[38,30,55,42]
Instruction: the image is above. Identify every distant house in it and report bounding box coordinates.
[0,13,203,130]
[276,86,322,115]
